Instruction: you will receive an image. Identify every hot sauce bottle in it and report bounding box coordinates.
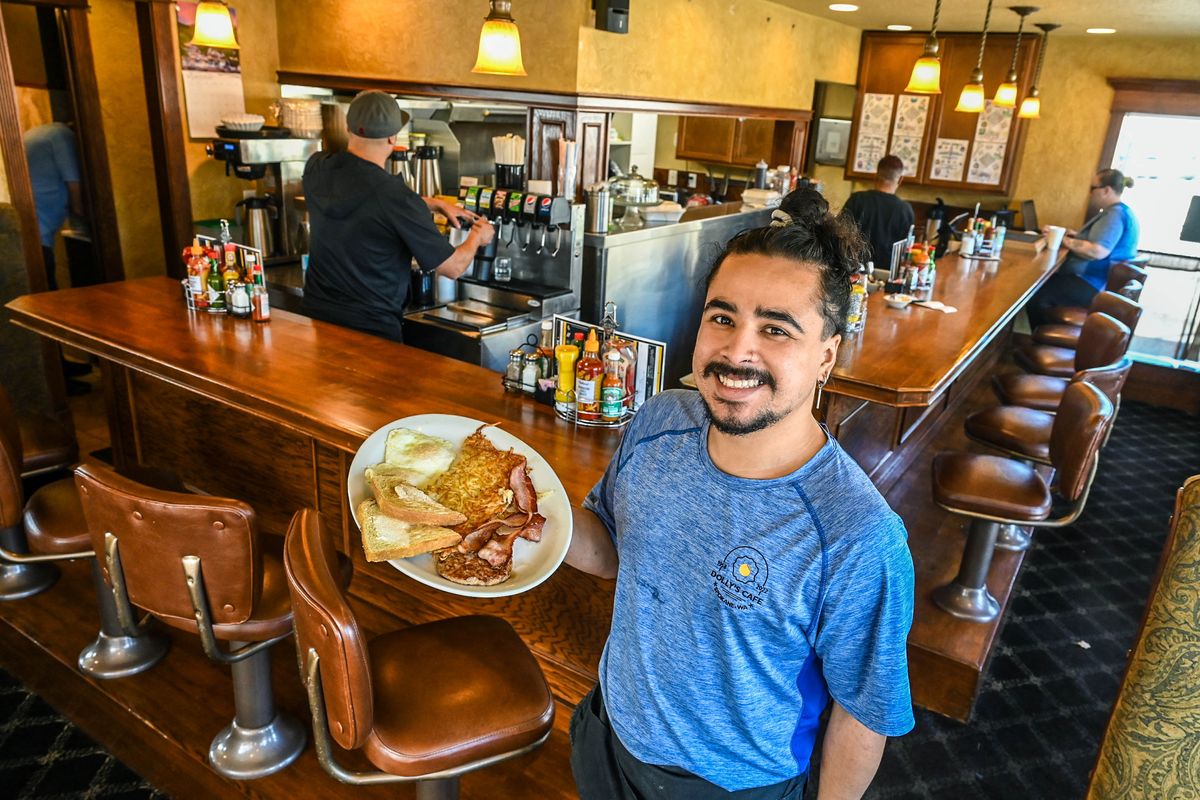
[600,351,624,422]
[574,330,604,421]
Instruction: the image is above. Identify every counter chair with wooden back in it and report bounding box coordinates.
[1032,291,1143,350]
[965,358,1132,551]
[283,508,555,800]
[1,381,78,480]
[1016,308,1133,378]
[1044,260,1149,327]
[1,406,171,678]
[931,381,1112,622]
[1086,474,1200,800]
[996,313,1131,409]
[74,462,313,780]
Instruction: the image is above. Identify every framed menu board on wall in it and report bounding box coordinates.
[844,32,1040,195]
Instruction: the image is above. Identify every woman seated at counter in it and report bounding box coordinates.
[1026,168,1140,328]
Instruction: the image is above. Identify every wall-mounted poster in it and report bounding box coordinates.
[177,2,246,139]
[930,138,969,183]
[967,141,1007,185]
[974,101,1013,144]
[853,93,894,173]
[889,136,922,177]
[854,135,888,174]
[815,118,852,165]
[892,95,930,137]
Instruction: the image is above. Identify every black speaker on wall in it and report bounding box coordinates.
[595,0,630,34]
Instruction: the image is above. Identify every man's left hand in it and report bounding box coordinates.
[426,196,479,228]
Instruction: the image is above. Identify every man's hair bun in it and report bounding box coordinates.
[778,187,829,229]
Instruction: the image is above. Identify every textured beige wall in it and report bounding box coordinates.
[895,36,1200,229]
[90,0,161,279]
[275,0,584,93]
[577,0,860,108]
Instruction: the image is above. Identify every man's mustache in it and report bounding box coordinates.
[701,362,776,390]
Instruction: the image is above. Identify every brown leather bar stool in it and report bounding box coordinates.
[1044,261,1149,326]
[932,381,1113,622]
[283,508,554,800]
[997,313,1130,407]
[1033,291,1143,350]
[965,359,1131,550]
[0,414,169,677]
[0,383,78,479]
[75,462,320,780]
[1015,311,1131,378]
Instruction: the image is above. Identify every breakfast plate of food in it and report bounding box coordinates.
[347,414,573,598]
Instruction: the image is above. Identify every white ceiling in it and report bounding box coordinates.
[768,0,1200,38]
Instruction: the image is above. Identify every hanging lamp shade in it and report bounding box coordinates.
[904,0,943,94]
[956,0,993,113]
[1018,23,1059,120]
[472,0,527,76]
[191,1,239,50]
[994,6,1038,109]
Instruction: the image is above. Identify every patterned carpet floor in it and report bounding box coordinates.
[0,400,1196,799]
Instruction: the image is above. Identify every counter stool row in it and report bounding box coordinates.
[0,390,554,798]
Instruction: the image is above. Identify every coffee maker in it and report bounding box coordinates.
[206,133,320,264]
[404,184,584,373]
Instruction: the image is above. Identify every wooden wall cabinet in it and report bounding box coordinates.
[845,32,1040,195]
[527,107,609,201]
[677,115,810,170]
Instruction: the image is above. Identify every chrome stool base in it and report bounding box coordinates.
[0,561,59,600]
[416,777,461,800]
[78,628,169,679]
[994,523,1033,552]
[209,712,306,780]
[932,583,1001,623]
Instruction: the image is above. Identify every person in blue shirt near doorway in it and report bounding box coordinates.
[566,187,916,800]
[1027,168,1141,328]
[24,122,83,293]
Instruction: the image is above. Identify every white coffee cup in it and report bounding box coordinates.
[1045,225,1067,252]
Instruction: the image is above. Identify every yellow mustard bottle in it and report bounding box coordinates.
[554,339,581,404]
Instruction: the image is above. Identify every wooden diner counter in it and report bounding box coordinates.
[822,245,1058,491]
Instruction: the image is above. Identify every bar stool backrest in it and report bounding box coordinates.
[1049,382,1113,503]
[1106,261,1149,292]
[1089,292,1143,336]
[1075,313,1131,372]
[0,384,22,467]
[1116,280,1144,303]
[74,462,262,626]
[1074,357,1132,408]
[0,393,22,529]
[283,508,373,751]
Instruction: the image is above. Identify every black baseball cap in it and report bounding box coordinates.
[345,91,408,139]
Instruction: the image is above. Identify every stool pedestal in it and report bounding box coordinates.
[209,643,306,779]
[0,525,59,600]
[995,523,1033,552]
[78,560,169,679]
[933,519,1002,623]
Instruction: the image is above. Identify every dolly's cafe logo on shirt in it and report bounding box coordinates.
[712,546,770,610]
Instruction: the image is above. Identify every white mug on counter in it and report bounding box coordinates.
[1045,225,1067,252]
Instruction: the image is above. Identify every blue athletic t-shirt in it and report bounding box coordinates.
[585,390,915,791]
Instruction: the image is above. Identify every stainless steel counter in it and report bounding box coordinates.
[581,202,773,388]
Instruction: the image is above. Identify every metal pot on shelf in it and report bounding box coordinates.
[412,145,443,197]
[235,195,276,257]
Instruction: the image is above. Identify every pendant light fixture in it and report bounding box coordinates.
[904,0,944,94]
[191,0,239,50]
[472,0,527,77]
[994,6,1038,108]
[1018,22,1060,119]
[955,0,995,113]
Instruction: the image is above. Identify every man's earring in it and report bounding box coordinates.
[815,375,828,407]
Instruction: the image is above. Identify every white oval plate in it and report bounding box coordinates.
[347,414,573,598]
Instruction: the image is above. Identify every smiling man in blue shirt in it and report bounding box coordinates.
[566,188,915,799]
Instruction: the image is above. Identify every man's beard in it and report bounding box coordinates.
[699,362,784,436]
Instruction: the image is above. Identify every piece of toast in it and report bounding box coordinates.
[367,470,467,526]
[358,499,462,561]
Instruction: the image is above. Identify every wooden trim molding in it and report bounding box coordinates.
[135,0,192,279]
[1107,77,1200,116]
[275,70,814,122]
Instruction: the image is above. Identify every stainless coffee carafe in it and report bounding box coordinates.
[388,149,414,189]
[412,145,442,197]
[235,196,276,257]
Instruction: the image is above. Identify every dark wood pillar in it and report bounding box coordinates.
[134,0,191,279]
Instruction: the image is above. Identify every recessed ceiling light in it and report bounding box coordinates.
[1086,27,1117,34]
[887,24,913,31]
[829,4,859,11]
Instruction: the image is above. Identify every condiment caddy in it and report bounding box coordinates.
[181,220,270,322]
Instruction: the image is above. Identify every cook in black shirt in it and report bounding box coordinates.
[302,91,493,342]
[840,155,914,271]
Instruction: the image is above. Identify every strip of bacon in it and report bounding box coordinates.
[478,528,522,567]
[519,513,546,542]
[511,464,537,514]
[457,520,503,554]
